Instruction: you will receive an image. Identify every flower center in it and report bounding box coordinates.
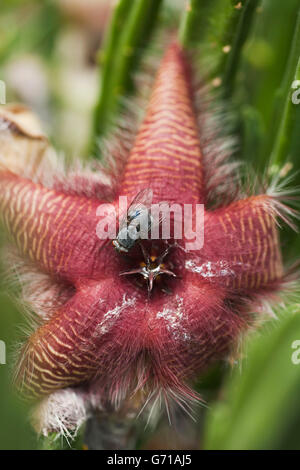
[119,241,178,294]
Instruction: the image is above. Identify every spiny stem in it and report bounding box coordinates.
[178,0,201,48]
[222,0,260,98]
[270,10,300,167]
[179,1,260,97]
[178,0,218,49]
[92,0,133,148]
[216,1,248,79]
[91,0,163,158]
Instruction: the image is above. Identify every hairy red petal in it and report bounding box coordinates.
[17,276,244,400]
[203,195,283,291]
[0,172,112,282]
[120,43,203,204]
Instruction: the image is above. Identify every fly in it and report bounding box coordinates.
[113,188,155,253]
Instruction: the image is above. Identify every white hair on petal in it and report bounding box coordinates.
[264,171,300,230]
[31,388,89,439]
[1,246,73,327]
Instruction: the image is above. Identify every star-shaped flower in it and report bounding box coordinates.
[0,43,290,434]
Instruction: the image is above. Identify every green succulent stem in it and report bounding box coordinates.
[179,1,260,98]
[178,0,219,49]
[270,10,300,167]
[203,297,300,450]
[179,0,201,48]
[91,0,163,158]
[222,0,260,98]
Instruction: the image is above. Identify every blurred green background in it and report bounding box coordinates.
[0,0,300,450]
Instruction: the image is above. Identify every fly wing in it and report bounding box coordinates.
[127,188,153,239]
[118,188,153,232]
[127,188,153,218]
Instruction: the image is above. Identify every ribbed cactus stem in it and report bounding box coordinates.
[270,9,300,167]
[222,0,260,98]
[92,0,163,156]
